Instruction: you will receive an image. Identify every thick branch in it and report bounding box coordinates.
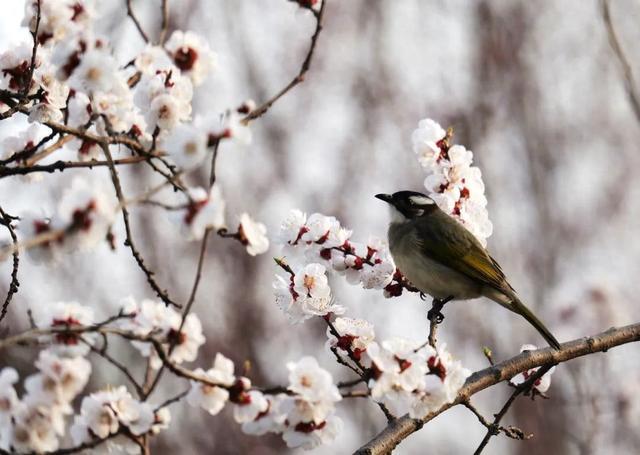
[355,323,640,455]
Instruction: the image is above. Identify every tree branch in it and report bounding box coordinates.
[355,323,640,455]
[0,207,19,323]
[242,0,327,124]
[601,0,640,124]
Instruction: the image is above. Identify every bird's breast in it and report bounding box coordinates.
[388,225,482,300]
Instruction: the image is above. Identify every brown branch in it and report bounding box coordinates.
[99,143,181,309]
[158,0,170,45]
[23,0,41,97]
[241,0,327,124]
[601,0,640,123]
[355,323,640,455]
[81,336,145,398]
[0,207,19,323]
[126,0,150,43]
[472,365,552,454]
[0,130,58,166]
[0,156,149,178]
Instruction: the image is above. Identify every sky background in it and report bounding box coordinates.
[1,1,640,454]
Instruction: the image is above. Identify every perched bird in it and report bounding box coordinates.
[375,190,560,349]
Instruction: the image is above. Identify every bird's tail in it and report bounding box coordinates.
[509,296,561,350]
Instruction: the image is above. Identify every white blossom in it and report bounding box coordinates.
[1,124,44,162]
[165,30,217,86]
[25,350,91,409]
[240,394,289,436]
[411,118,492,246]
[287,357,341,404]
[326,317,375,358]
[186,353,235,415]
[68,48,123,95]
[163,122,209,170]
[411,344,471,418]
[238,213,269,256]
[0,368,20,425]
[33,301,95,356]
[71,386,154,444]
[6,401,66,453]
[278,209,307,245]
[233,390,269,423]
[511,344,556,394]
[117,298,204,369]
[180,185,226,240]
[281,412,343,450]
[275,263,344,323]
[57,177,117,251]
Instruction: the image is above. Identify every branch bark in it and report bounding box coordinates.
[355,323,640,455]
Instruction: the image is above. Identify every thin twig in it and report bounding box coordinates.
[126,0,150,43]
[242,0,327,124]
[0,156,150,178]
[0,207,19,323]
[99,142,181,309]
[82,336,145,398]
[473,364,553,454]
[601,0,640,123]
[158,0,170,45]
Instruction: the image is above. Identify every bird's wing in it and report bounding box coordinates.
[415,212,509,292]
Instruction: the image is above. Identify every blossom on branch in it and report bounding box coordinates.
[281,356,342,450]
[274,262,344,323]
[118,298,205,369]
[165,30,217,87]
[70,386,158,451]
[178,185,226,240]
[33,301,95,356]
[511,344,556,394]
[186,353,235,415]
[365,339,470,418]
[238,213,269,256]
[326,317,375,360]
[411,118,492,245]
[275,210,397,299]
[56,177,116,251]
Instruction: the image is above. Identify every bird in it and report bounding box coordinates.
[375,190,560,350]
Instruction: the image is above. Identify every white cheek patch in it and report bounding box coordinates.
[389,206,408,224]
[409,195,434,206]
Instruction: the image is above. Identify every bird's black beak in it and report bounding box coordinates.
[375,193,393,204]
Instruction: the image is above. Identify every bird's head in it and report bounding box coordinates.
[375,191,437,223]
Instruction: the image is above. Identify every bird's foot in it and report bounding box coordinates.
[427,296,453,324]
[419,292,427,301]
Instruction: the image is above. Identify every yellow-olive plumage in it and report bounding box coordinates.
[376,191,560,350]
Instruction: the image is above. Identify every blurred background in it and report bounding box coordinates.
[1,0,640,453]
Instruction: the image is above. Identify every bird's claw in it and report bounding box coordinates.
[427,296,453,324]
[427,308,445,324]
[419,292,427,301]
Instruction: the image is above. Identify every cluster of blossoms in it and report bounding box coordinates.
[366,339,470,418]
[173,185,269,255]
[412,118,492,245]
[0,1,271,266]
[273,210,406,321]
[1,300,172,452]
[186,354,342,450]
[18,176,116,262]
[326,317,470,418]
[0,351,91,452]
[70,387,170,452]
[118,297,205,369]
